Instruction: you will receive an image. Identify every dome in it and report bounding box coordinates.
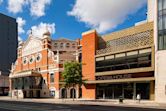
[43,25,51,37]
[43,30,51,36]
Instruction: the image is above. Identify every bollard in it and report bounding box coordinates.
[119,96,123,103]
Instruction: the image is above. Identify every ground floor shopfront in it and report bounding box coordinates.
[96,81,154,100]
[0,87,9,96]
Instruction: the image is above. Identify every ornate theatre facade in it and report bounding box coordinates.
[9,30,80,99]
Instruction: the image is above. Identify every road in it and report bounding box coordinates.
[0,100,165,111]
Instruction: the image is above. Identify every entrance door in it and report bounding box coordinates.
[23,91,27,98]
[136,83,150,100]
[105,86,113,99]
[29,90,33,98]
[124,83,133,99]
[61,88,67,98]
[97,89,104,99]
[70,88,76,98]
[114,84,123,99]
[79,88,82,98]
[36,90,40,98]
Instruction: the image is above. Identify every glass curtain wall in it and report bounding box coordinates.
[158,0,166,50]
[96,83,150,100]
[96,52,151,72]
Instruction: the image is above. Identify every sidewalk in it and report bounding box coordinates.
[0,96,166,110]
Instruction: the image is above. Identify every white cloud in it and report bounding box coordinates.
[68,0,147,33]
[29,22,55,38]
[16,17,26,34]
[0,0,3,4]
[7,0,51,17]
[7,0,28,14]
[18,36,22,42]
[29,0,51,17]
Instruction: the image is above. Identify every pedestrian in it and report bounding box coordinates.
[136,94,141,103]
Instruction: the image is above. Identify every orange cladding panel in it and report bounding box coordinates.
[82,31,98,99]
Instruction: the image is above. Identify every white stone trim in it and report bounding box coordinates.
[36,53,42,62]
[22,57,28,65]
[139,48,152,54]
[82,29,96,36]
[105,55,114,60]
[127,51,138,56]
[115,53,125,58]
[96,57,104,61]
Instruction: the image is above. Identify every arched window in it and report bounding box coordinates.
[29,55,35,64]
[66,43,70,48]
[23,57,28,65]
[61,88,67,98]
[36,53,42,62]
[54,43,58,48]
[60,43,64,48]
[70,88,76,98]
[72,43,76,48]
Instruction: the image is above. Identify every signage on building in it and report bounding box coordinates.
[96,72,154,81]
[96,74,132,80]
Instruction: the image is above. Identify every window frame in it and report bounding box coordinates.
[158,0,166,50]
[50,73,55,83]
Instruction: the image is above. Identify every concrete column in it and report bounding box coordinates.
[75,50,79,62]
[112,86,114,99]
[150,81,155,100]
[103,89,105,99]
[9,78,12,97]
[55,90,60,99]
[57,50,60,64]
[76,87,79,99]
[122,84,124,98]
[133,83,136,100]
[67,88,70,98]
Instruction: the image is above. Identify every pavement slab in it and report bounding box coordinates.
[0,96,166,111]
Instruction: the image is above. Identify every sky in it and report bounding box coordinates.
[0,0,147,41]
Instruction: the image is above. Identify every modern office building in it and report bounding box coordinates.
[154,0,166,103]
[80,0,166,103]
[9,30,80,98]
[0,13,18,75]
[0,13,18,95]
[81,22,154,100]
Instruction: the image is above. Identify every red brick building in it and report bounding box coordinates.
[9,30,80,99]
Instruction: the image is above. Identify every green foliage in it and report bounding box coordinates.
[62,61,84,88]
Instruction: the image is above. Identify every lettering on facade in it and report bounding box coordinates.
[96,74,132,80]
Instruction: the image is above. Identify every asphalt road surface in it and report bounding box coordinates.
[0,100,165,111]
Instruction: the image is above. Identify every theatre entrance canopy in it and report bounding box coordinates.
[9,70,42,90]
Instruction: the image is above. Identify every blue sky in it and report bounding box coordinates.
[0,0,147,41]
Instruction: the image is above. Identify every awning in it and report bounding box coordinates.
[86,77,155,84]
[9,70,41,78]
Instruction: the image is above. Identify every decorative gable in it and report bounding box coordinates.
[22,37,43,56]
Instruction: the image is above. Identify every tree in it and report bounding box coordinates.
[62,61,84,100]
